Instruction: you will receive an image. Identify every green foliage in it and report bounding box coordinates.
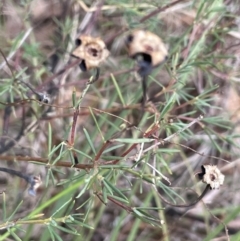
[0,0,239,240]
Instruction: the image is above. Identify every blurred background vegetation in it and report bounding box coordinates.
[0,0,240,240]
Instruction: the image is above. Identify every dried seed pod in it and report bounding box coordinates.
[28,175,42,196]
[0,167,42,196]
[38,93,50,104]
[198,165,225,189]
[125,29,168,76]
[71,35,109,72]
[125,30,168,107]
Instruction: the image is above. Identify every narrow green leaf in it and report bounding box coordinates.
[205,128,222,152]
[45,169,51,187]
[8,200,23,221]
[51,198,72,217]
[73,148,92,160]
[155,148,180,153]
[15,67,28,79]
[83,197,94,222]
[68,150,76,165]
[75,197,92,211]
[76,173,98,199]
[0,86,10,96]
[99,164,129,169]
[102,184,108,204]
[132,208,160,223]
[51,227,63,241]
[131,157,145,169]
[156,155,172,174]
[161,93,177,118]
[49,168,56,185]
[2,192,6,221]
[48,143,62,159]
[48,123,52,154]
[102,179,113,196]
[89,107,105,142]
[114,138,154,143]
[158,181,185,204]
[71,219,94,229]
[134,206,164,211]
[107,194,129,204]
[101,155,122,160]
[54,223,80,235]
[8,229,22,241]
[76,82,91,107]
[57,171,87,186]
[83,128,96,155]
[104,179,128,201]
[111,73,125,106]
[52,144,67,165]
[103,144,125,154]
[132,207,144,217]
[47,225,56,241]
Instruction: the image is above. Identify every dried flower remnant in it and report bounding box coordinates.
[125,30,168,105]
[125,29,168,76]
[198,165,225,189]
[38,93,50,104]
[20,80,50,104]
[71,35,109,82]
[28,175,42,196]
[157,164,225,208]
[0,167,42,196]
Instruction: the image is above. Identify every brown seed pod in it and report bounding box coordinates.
[125,29,168,76]
[71,35,109,72]
[198,165,225,189]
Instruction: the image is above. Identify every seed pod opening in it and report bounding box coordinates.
[198,165,225,189]
[71,35,109,71]
[125,29,168,73]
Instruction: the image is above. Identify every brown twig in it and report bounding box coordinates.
[107,195,133,212]
[0,49,15,78]
[105,122,160,165]
[94,140,112,163]
[41,104,139,121]
[70,108,80,145]
[0,155,93,169]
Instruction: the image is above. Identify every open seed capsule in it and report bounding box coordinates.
[71,35,109,72]
[125,29,168,76]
